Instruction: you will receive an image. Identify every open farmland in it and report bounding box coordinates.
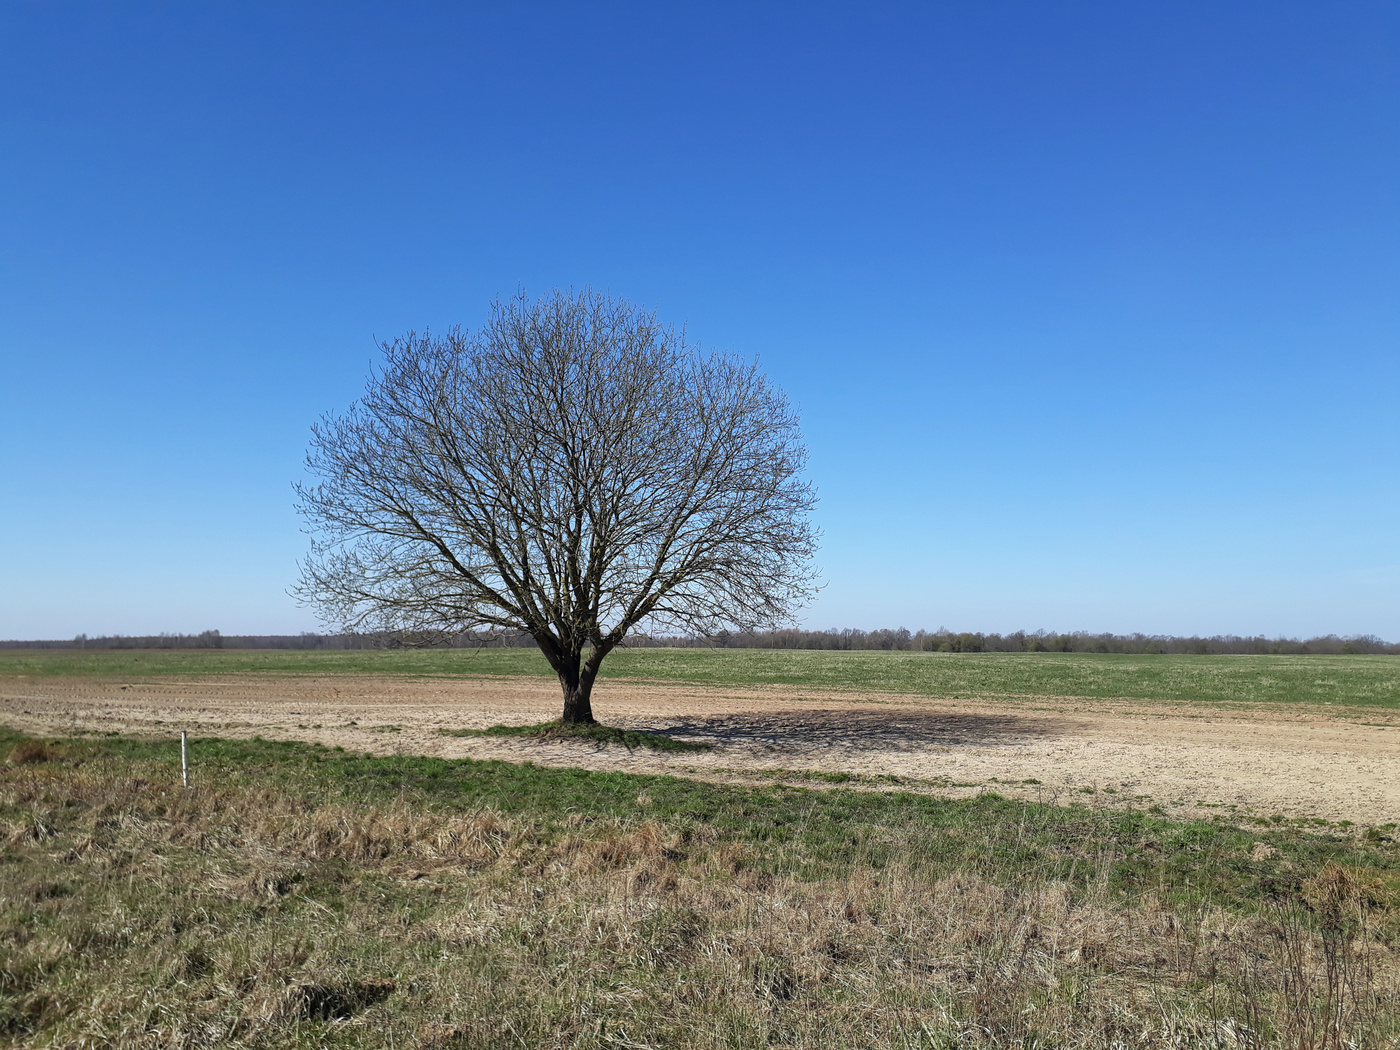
[4,650,1400,1047]
[4,647,1399,707]
[2,649,1399,825]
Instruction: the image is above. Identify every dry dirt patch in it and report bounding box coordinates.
[2,673,1398,824]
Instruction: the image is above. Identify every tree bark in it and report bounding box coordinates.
[553,648,597,724]
[561,679,595,724]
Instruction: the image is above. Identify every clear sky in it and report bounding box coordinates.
[1,2,1396,641]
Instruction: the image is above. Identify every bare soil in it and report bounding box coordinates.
[3,673,1398,824]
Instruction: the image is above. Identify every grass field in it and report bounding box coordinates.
[2,726,1399,1048]
[4,647,1399,708]
[7,650,1398,1045]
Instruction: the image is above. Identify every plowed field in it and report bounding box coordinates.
[4,669,1397,825]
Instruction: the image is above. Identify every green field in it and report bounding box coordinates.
[3,646,1398,708]
[2,727,1398,1047]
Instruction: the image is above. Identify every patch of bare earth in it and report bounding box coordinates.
[2,672,1398,824]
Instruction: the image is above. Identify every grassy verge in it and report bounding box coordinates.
[437,720,712,752]
[3,647,1397,708]
[2,727,1399,1047]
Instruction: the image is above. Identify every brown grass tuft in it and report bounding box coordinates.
[5,740,60,765]
[416,1021,477,1048]
[266,977,397,1023]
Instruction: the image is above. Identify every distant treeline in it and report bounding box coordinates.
[0,630,538,651]
[635,628,1400,655]
[0,631,363,651]
[2,627,1397,655]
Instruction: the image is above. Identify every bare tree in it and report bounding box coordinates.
[296,290,819,723]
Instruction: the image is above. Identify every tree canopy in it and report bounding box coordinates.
[296,290,818,722]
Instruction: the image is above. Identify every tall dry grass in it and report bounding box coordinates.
[1,744,1397,1048]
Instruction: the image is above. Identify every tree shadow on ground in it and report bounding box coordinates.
[625,708,1061,755]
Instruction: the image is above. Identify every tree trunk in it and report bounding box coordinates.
[561,679,595,724]
[536,636,602,724]
[555,651,597,724]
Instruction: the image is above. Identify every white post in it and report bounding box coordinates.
[181,731,188,788]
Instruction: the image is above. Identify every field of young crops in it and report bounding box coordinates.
[4,647,1398,708]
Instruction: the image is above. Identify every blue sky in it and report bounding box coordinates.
[1,2,1396,640]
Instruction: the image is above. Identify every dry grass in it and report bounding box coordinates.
[4,741,63,766]
[1,735,1398,1048]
